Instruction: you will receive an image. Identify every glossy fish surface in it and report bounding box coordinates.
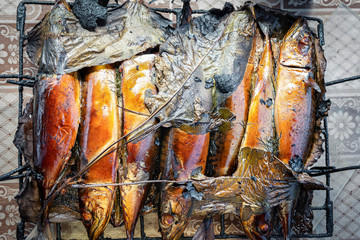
[119,54,160,240]
[274,18,319,171]
[34,72,81,191]
[78,64,119,240]
[241,33,275,151]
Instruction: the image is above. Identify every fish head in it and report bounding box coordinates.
[239,203,273,240]
[159,184,192,240]
[280,18,315,69]
[79,188,113,240]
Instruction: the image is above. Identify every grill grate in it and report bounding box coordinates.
[1,0,360,239]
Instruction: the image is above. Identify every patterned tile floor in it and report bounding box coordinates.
[1,0,360,239]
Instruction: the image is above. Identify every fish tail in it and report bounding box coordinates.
[278,200,296,239]
[25,221,54,240]
[193,217,215,240]
[121,184,148,240]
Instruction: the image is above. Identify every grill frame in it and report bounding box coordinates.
[1,0,359,239]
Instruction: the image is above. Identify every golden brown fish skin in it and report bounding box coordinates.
[209,25,261,177]
[160,125,210,240]
[242,34,275,151]
[274,18,317,169]
[34,73,80,191]
[78,64,119,240]
[119,55,160,240]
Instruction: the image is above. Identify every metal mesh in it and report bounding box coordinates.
[2,0,360,239]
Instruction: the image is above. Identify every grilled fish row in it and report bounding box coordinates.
[27,2,327,240]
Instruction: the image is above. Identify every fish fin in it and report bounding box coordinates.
[304,75,321,93]
[296,173,329,190]
[273,155,328,191]
[278,200,296,240]
[193,217,215,240]
[25,222,54,240]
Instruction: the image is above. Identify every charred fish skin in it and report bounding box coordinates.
[119,54,160,240]
[34,73,81,191]
[207,24,260,177]
[78,64,119,240]
[274,18,319,172]
[160,125,210,240]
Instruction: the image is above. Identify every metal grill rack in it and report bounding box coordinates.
[1,0,360,239]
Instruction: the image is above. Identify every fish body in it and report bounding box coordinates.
[274,18,319,171]
[160,124,210,240]
[34,73,81,191]
[78,64,119,240]
[208,24,261,177]
[241,34,275,151]
[119,54,160,240]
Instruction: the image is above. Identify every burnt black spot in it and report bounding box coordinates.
[205,78,214,89]
[266,98,273,107]
[260,98,266,105]
[136,65,139,71]
[289,155,304,173]
[194,77,202,82]
[154,137,160,146]
[214,74,236,93]
[250,176,257,182]
[72,0,108,31]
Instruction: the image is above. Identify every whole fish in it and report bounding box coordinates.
[33,72,81,228]
[236,28,276,240]
[160,124,210,240]
[78,64,119,240]
[119,54,160,240]
[274,18,320,170]
[274,18,321,238]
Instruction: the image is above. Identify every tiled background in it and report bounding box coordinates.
[0,0,360,239]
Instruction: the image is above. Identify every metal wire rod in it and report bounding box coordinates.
[6,79,36,87]
[0,164,29,181]
[0,74,36,79]
[325,75,360,86]
[309,165,360,177]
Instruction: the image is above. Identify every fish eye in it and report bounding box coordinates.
[256,222,270,235]
[255,214,271,236]
[161,214,174,226]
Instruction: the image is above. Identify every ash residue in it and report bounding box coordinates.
[72,0,109,31]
